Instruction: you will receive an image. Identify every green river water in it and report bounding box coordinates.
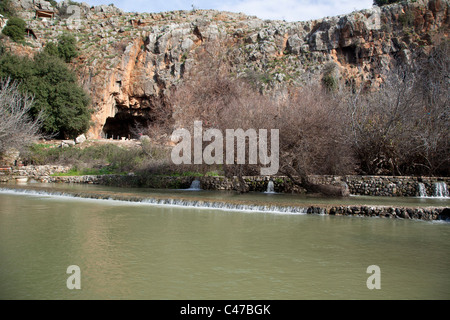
[0,183,449,300]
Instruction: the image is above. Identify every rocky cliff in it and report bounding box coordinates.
[6,0,450,138]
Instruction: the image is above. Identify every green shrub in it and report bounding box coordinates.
[44,34,79,63]
[0,51,91,138]
[56,34,78,63]
[321,62,339,92]
[0,0,16,18]
[322,73,338,91]
[43,41,59,57]
[2,17,26,42]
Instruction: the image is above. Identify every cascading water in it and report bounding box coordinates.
[0,188,308,215]
[433,182,449,198]
[188,179,202,191]
[417,183,428,198]
[417,182,449,198]
[265,180,276,194]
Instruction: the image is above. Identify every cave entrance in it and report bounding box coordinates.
[339,45,358,65]
[102,109,151,140]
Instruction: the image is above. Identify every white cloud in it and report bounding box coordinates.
[86,0,374,21]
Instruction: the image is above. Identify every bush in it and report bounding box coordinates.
[43,42,59,57]
[44,34,79,63]
[56,34,78,63]
[321,63,339,92]
[0,51,91,138]
[2,17,26,42]
[346,40,449,176]
[0,0,16,18]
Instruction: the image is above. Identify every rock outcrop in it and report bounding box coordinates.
[7,0,450,138]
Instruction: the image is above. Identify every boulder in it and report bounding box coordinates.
[75,134,86,144]
[286,34,303,54]
[181,38,194,51]
[37,0,53,10]
[60,140,74,148]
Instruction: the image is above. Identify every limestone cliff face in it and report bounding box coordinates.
[9,0,450,138]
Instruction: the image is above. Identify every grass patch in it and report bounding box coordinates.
[23,142,225,178]
[152,170,222,177]
[51,166,127,176]
[23,143,145,174]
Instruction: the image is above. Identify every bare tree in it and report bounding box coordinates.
[346,68,418,175]
[274,85,354,196]
[346,39,449,176]
[411,39,450,176]
[0,78,44,158]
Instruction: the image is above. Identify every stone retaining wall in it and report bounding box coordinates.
[310,175,450,197]
[308,206,448,221]
[0,165,449,197]
[0,165,70,179]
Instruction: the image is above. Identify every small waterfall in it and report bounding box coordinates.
[141,198,307,214]
[433,182,449,198]
[0,188,308,214]
[188,179,201,191]
[417,183,428,198]
[265,180,276,194]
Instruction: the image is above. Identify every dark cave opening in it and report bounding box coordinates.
[102,109,151,140]
[340,46,358,65]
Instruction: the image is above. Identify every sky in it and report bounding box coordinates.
[86,0,375,22]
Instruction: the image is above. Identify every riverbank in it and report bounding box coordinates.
[1,183,448,221]
[1,165,449,198]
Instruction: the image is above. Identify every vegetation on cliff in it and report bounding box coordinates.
[2,17,26,42]
[0,0,27,43]
[44,34,79,63]
[0,0,16,18]
[0,46,91,138]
